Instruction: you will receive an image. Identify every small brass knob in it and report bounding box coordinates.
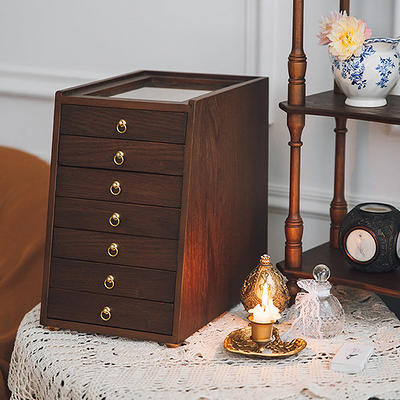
[104,275,115,290]
[107,243,119,257]
[116,119,127,134]
[109,212,120,227]
[110,181,121,196]
[100,306,111,321]
[113,151,125,166]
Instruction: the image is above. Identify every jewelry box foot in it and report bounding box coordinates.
[165,342,182,348]
[45,326,60,331]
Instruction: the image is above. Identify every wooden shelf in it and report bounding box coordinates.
[277,243,400,299]
[279,91,400,125]
[280,1,400,299]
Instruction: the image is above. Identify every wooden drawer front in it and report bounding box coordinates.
[50,258,176,302]
[60,105,186,144]
[56,166,182,208]
[53,228,178,271]
[59,136,185,176]
[48,288,173,334]
[54,197,180,239]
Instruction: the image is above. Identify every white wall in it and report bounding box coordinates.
[0,0,256,160]
[1,0,399,265]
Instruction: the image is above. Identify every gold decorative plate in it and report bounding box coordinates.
[224,326,306,358]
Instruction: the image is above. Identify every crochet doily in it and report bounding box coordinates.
[8,287,400,400]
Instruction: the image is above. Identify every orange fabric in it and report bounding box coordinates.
[0,147,49,399]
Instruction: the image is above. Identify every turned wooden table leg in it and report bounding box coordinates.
[285,113,305,301]
[285,113,305,269]
[284,0,307,301]
[285,0,306,269]
[330,117,348,248]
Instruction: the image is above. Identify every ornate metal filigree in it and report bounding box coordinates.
[224,326,306,358]
[241,254,290,313]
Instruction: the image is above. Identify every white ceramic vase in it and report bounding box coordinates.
[330,38,400,107]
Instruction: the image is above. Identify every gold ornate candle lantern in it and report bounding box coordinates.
[241,254,290,313]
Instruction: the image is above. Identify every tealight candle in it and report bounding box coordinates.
[248,277,281,323]
[248,277,281,343]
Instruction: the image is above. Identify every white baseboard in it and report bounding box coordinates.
[269,183,331,219]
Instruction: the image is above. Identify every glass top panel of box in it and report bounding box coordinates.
[111,87,210,102]
[66,71,253,103]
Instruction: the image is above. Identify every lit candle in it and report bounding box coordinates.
[249,277,281,323]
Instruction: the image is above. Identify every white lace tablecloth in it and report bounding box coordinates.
[8,287,400,400]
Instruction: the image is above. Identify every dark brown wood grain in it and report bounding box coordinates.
[54,197,180,239]
[60,104,186,144]
[284,0,307,270]
[41,71,269,344]
[340,0,350,14]
[47,288,173,334]
[280,91,400,126]
[59,135,184,175]
[288,0,306,106]
[285,113,304,269]
[53,228,178,271]
[330,117,348,248]
[175,78,268,342]
[56,166,183,208]
[50,258,175,302]
[60,93,191,112]
[41,92,66,326]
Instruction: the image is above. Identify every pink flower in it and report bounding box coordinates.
[364,24,372,40]
[318,11,346,45]
[328,16,372,60]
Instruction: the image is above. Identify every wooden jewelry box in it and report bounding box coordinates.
[40,70,268,344]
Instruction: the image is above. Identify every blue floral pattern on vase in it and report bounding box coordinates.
[341,60,366,89]
[332,45,376,90]
[376,56,396,88]
[330,37,400,107]
[332,57,340,71]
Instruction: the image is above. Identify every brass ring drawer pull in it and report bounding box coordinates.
[110,181,121,196]
[100,306,111,321]
[104,275,115,290]
[116,119,127,134]
[107,243,119,257]
[113,151,125,166]
[109,212,120,227]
